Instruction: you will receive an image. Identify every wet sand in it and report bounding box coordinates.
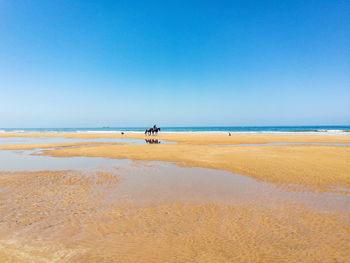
[0,133,350,262]
[1,132,350,144]
[1,133,350,191]
[1,168,350,263]
[41,142,350,192]
[0,168,350,262]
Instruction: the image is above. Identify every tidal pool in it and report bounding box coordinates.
[0,149,349,213]
[0,136,174,145]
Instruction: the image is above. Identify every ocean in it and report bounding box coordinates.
[0,126,349,135]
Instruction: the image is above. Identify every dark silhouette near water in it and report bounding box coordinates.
[145,139,161,144]
[145,125,161,136]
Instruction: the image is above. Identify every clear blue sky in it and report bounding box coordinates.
[0,0,349,127]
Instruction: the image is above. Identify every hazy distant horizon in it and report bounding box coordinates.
[1,124,350,128]
[1,124,350,130]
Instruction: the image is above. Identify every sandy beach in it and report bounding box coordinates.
[2,0,350,261]
[0,133,350,262]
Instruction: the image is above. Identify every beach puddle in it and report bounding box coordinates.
[0,136,175,145]
[0,149,349,213]
[0,149,129,171]
[110,162,350,212]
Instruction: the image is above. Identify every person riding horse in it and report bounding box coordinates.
[145,125,161,136]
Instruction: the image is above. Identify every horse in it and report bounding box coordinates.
[144,127,161,136]
[145,128,152,135]
[152,127,160,135]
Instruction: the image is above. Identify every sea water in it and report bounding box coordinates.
[0,125,350,134]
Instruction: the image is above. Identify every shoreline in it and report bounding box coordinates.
[1,130,350,135]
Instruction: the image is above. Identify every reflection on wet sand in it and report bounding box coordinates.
[0,136,175,146]
[145,139,161,144]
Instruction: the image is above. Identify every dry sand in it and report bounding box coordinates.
[0,133,350,262]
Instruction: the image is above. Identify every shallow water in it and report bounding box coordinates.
[0,149,349,213]
[110,162,350,212]
[0,150,127,171]
[0,136,175,145]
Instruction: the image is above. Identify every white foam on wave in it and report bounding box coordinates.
[161,130,350,135]
[1,130,27,133]
[323,129,348,132]
[1,129,349,135]
[76,130,144,134]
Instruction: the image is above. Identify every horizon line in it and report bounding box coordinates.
[1,124,350,129]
